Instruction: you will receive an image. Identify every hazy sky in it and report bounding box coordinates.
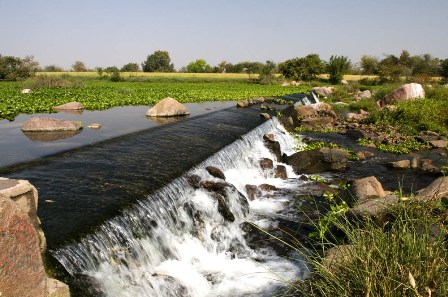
[1,0,447,70]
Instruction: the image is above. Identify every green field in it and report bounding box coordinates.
[0,74,309,121]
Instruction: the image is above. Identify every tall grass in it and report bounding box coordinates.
[290,201,448,297]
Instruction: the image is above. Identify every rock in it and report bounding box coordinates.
[245,184,262,201]
[21,117,83,132]
[383,83,425,104]
[0,178,45,251]
[301,116,334,128]
[357,90,372,99]
[205,166,226,180]
[294,105,318,118]
[346,129,371,140]
[341,176,385,204]
[264,141,282,162]
[345,113,367,121]
[46,277,71,297]
[87,123,102,129]
[274,165,287,178]
[355,151,374,160]
[281,82,291,87]
[291,80,300,86]
[212,193,235,222]
[411,157,419,169]
[53,101,84,111]
[186,174,201,189]
[415,176,448,201]
[387,159,411,169]
[347,194,399,219]
[21,88,32,94]
[146,97,190,117]
[260,113,271,119]
[418,158,438,173]
[259,158,274,170]
[428,140,448,148]
[341,80,348,85]
[324,245,353,270]
[0,196,47,297]
[263,133,275,143]
[199,180,249,216]
[259,184,278,192]
[237,100,249,108]
[286,148,349,174]
[312,86,334,98]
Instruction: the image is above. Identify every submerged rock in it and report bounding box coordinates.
[245,184,262,201]
[146,97,190,117]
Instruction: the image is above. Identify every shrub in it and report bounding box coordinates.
[0,55,39,81]
[25,75,82,88]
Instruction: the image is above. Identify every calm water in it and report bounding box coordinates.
[0,101,235,168]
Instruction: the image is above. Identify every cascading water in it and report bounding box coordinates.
[54,118,310,297]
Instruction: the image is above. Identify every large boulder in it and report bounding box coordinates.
[340,176,386,204]
[0,178,70,297]
[21,117,83,132]
[383,83,425,104]
[0,196,47,297]
[53,101,84,111]
[286,148,349,174]
[146,97,190,117]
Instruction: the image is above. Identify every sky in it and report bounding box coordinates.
[1,0,447,70]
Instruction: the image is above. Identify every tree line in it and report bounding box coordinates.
[1,50,448,84]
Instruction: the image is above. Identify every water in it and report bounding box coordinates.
[0,102,235,168]
[53,118,310,296]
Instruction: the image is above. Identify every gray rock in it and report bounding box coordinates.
[428,140,448,148]
[357,90,372,99]
[146,97,190,117]
[312,86,334,98]
[21,117,83,132]
[415,176,448,201]
[341,176,385,203]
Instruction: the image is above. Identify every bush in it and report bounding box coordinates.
[24,75,83,88]
[0,55,39,81]
[280,54,325,82]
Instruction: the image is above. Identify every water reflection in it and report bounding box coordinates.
[22,130,82,142]
[146,115,189,125]
[57,110,84,116]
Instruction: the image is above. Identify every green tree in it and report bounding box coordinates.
[0,54,39,80]
[43,64,64,72]
[440,58,448,79]
[377,55,404,82]
[360,55,378,75]
[142,50,174,72]
[186,59,211,73]
[280,54,324,81]
[72,61,87,72]
[258,60,276,85]
[120,63,139,72]
[217,60,229,73]
[327,55,351,84]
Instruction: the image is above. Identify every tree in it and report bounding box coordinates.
[43,65,64,72]
[0,54,39,81]
[142,50,174,72]
[259,60,277,85]
[280,54,324,81]
[327,55,351,84]
[120,63,139,72]
[377,55,404,82]
[360,55,378,75]
[72,61,87,72]
[217,61,229,73]
[440,58,448,79]
[186,59,211,73]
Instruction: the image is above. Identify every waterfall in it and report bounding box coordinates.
[54,118,309,297]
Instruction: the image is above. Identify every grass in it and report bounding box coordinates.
[284,199,448,297]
